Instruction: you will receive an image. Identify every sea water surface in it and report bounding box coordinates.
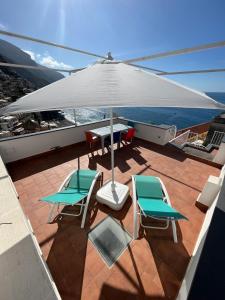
[114,92,225,129]
[65,92,225,130]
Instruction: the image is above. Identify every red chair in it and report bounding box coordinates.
[121,128,136,144]
[85,132,99,149]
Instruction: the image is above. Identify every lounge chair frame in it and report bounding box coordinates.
[47,169,101,228]
[132,176,178,243]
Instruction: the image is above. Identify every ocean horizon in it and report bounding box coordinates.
[65,92,225,130]
[113,92,225,129]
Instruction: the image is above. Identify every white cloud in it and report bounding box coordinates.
[23,49,72,70]
[23,50,36,61]
[0,22,7,30]
[40,55,72,70]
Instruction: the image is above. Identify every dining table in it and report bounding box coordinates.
[89,123,131,155]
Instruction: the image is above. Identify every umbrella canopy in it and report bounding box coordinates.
[1,61,224,115]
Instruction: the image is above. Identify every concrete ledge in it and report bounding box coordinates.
[177,174,225,300]
[187,175,225,299]
[0,156,61,300]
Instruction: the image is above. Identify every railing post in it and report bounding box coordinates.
[73,109,77,126]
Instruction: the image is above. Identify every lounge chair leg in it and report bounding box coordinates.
[133,212,139,239]
[172,220,178,243]
[48,204,56,223]
[81,200,90,229]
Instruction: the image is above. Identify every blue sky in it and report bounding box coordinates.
[0,0,225,91]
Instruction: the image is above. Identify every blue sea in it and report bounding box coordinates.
[66,92,225,130]
[113,92,225,129]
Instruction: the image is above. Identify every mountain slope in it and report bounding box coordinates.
[0,39,64,89]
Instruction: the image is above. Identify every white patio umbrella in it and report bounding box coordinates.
[2,61,224,205]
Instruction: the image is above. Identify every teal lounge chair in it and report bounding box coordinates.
[132,175,187,243]
[41,169,101,228]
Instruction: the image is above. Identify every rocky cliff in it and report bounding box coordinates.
[0,39,64,107]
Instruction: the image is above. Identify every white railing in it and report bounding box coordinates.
[169,130,199,149]
[210,131,225,147]
[170,129,225,151]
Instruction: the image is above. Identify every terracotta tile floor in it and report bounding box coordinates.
[8,138,220,300]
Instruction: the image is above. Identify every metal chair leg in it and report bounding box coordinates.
[133,211,139,239]
[172,220,178,243]
[48,204,56,223]
[81,201,89,229]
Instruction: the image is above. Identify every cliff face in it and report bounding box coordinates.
[0,58,35,104]
[0,39,64,106]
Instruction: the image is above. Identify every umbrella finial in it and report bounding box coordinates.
[107,52,113,60]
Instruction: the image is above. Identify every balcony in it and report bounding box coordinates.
[6,133,220,300]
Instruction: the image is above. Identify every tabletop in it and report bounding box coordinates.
[89,123,130,137]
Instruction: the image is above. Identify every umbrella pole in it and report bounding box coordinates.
[95,108,129,207]
[110,107,115,191]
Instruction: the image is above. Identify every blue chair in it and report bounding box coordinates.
[104,131,121,149]
[127,120,135,128]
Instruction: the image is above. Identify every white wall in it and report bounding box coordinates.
[176,197,218,300]
[0,118,176,163]
[213,140,225,164]
[177,169,225,300]
[99,117,176,146]
[0,156,61,300]
[135,122,176,145]
[0,119,112,163]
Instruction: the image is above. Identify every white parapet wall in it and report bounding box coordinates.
[134,122,176,145]
[213,137,225,164]
[0,118,176,163]
[118,118,176,145]
[176,196,218,300]
[177,167,225,300]
[0,118,113,163]
[0,156,61,300]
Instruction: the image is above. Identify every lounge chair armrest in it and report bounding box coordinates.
[58,170,77,192]
[158,177,172,206]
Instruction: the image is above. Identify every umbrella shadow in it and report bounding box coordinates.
[88,143,148,173]
[42,175,103,299]
[7,137,185,182]
[45,187,100,300]
[142,221,190,299]
[99,284,166,300]
[46,215,90,300]
[7,142,91,180]
[45,181,131,299]
[135,138,187,163]
[94,195,133,222]
[96,219,189,299]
